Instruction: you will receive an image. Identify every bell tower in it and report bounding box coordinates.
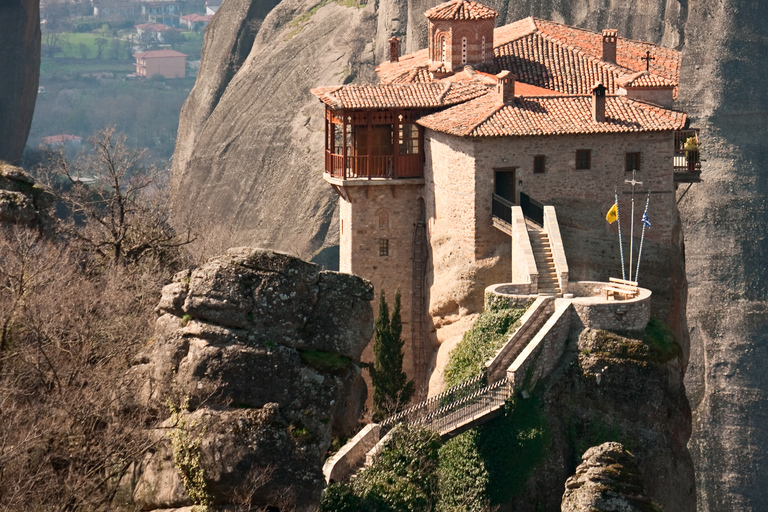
[425,0,497,73]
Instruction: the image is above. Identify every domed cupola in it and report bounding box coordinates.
[424,0,497,73]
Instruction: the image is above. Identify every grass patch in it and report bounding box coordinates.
[444,307,526,387]
[299,349,350,374]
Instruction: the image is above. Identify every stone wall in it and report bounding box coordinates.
[471,131,679,248]
[570,282,652,332]
[543,205,569,293]
[507,300,571,392]
[340,182,425,387]
[511,205,537,290]
[322,423,381,484]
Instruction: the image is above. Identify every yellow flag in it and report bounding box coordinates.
[606,202,618,224]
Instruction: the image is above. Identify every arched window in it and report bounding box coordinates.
[462,37,467,65]
[482,36,486,62]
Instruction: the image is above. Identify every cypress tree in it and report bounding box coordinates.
[369,290,415,421]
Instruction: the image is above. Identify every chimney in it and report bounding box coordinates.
[592,83,607,122]
[602,29,617,63]
[389,37,400,63]
[496,70,515,103]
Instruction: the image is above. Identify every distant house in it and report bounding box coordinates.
[135,23,175,42]
[134,49,187,79]
[204,0,221,15]
[180,13,213,30]
[140,1,179,16]
[93,1,137,18]
[42,134,82,149]
[148,13,179,27]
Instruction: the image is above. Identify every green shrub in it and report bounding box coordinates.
[299,349,350,373]
[437,430,489,512]
[444,308,526,387]
[644,317,682,362]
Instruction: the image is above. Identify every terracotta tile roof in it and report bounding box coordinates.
[424,0,497,20]
[310,83,489,110]
[618,71,676,88]
[417,94,686,137]
[43,134,82,144]
[442,68,563,96]
[180,13,212,22]
[390,66,434,84]
[376,17,680,97]
[133,49,188,59]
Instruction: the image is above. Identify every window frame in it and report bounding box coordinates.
[625,152,641,173]
[379,238,389,257]
[533,155,546,174]
[575,149,591,170]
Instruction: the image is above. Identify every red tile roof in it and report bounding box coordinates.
[424,0,497,20]
[310,83,489,110]
[390,65,434,84]
[133,49,188,59]
[618,71,676,88]
[417,94,686,137]
[376,17,680,97]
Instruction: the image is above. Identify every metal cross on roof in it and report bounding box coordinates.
[641,50,655,71]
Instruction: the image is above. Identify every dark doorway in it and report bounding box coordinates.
[494,168,517,203]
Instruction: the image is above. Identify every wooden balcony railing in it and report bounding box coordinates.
[324,150,423,180]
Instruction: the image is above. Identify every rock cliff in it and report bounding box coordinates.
[172,0,768,508]
[0,0,39,165]
[562,442,661,512]
[0,163,54,230]
[116,248,373,510]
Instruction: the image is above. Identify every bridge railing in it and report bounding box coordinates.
[380,372,487,429]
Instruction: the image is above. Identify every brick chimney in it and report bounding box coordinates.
[602,29,617,63]
[389,37,400,63]
[496,70,515,103]
[592,83,607,122]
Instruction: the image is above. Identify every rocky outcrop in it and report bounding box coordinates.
[505,327,694,512]
[0,0,39,165]
[116,248,373,511]
[0,163,54,230]
[562,442,661,512]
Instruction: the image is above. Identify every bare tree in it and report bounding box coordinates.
[42,127,194,267]
[95,37,108,59]
[43,30,68,58]
[163,29,186,50]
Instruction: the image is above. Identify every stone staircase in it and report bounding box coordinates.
[528,225,560,296]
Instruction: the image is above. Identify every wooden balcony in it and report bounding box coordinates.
[674,129,702,184]
[323,107,424,181]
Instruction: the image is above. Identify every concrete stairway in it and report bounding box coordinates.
[528,226,560,295]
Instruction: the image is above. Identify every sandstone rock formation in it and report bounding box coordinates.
[170,0,378,260]
[172,0,768,508]
[0,0,40,165]
[0,163,54,230]
[562,442,662,512]
[505,327,694,512]
[116,248,373,510]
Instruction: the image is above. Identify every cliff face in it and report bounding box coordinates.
[0,0,39,165]
[173,0,768,508]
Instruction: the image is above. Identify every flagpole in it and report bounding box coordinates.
[625,170,643,282]
[635,193,651,283]
[614,187,626,280]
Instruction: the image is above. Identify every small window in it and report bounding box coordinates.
[379,239,389,257]
[482,36,486,62]
[399,123,419,154]
[533,155,546,174]
[576,149,591,170]
[462,37,467,65]
[625,152,640,172]
[441,37,446,63]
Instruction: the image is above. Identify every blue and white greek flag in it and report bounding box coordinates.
[641,211,651,228]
